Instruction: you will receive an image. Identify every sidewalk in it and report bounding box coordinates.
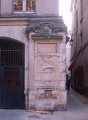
[0,91,88,120]
[71,89,88,104]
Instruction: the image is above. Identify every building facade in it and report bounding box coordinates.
[0,0,68,110]
[66,30,71,77]
[70,0,88,97]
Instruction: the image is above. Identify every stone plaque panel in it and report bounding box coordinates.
[37,43,57,53]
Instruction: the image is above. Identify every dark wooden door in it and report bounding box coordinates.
[0,44,24,109]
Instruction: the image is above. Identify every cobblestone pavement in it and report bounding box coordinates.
[0,91,88,120]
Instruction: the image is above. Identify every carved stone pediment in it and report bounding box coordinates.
[26,18,67,39]
[40,26,52,36]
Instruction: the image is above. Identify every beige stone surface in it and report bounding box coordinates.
[60,63,66,73]
[59,90,67,103]
[0,26,67,110]
[37,43,57,53]
[28,37,67,110]
[60,43,66,53]
[0,0,67,111]
[35,60,60,73]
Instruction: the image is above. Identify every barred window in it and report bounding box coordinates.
[14,0,22,11]
[14,0,35,12]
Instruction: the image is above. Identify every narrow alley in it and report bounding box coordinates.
[0,89,88,120]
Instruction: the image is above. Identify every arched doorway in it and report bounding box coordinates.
[0,38,25,109]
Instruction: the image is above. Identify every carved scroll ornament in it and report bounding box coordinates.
[26,22,66,39]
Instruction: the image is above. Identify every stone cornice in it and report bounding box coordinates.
[0,17,29,26]
[26,18,67,39]
[0,13,61,18]
[32,34,63,40]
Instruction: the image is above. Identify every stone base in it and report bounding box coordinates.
[28,89,67,111]
[29,103,67,111]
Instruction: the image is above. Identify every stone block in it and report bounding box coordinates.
[59,90,67,104]
[35,99,55,111]
[59,81,66,90]
[60,53,66,62]
[29,91,36,99]
[60,43,66,53]
[35,55,60,63]
[35,72,62,81]
[37,43,57,53]
[61,72,66,80]
[29,99,67,111]
[60,63,66,73]
[35,60,60,73]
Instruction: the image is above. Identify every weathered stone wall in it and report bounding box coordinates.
[0,17,67,111]
[1,0,59,16]
[29,35,67,111]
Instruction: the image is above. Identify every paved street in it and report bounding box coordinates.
[0,90,88,120]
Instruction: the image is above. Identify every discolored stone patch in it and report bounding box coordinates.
[28,115,40,119]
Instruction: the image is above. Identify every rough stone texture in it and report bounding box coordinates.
[0,0,68,111]
[0,25,67,110]
[29,34,67,111]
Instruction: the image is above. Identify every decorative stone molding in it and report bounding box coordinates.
[26,18,67,39]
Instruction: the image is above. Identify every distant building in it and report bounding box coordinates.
[0,0,68,110]
[70,0,88,97]
[66,30,71,77]
[66,44,71,76]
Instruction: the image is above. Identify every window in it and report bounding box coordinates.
[14,0,35,12]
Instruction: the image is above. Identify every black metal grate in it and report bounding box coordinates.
[4,67,20,87]
[1,47,24,66]
[0,46,24,87]
[0,40,24,108]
